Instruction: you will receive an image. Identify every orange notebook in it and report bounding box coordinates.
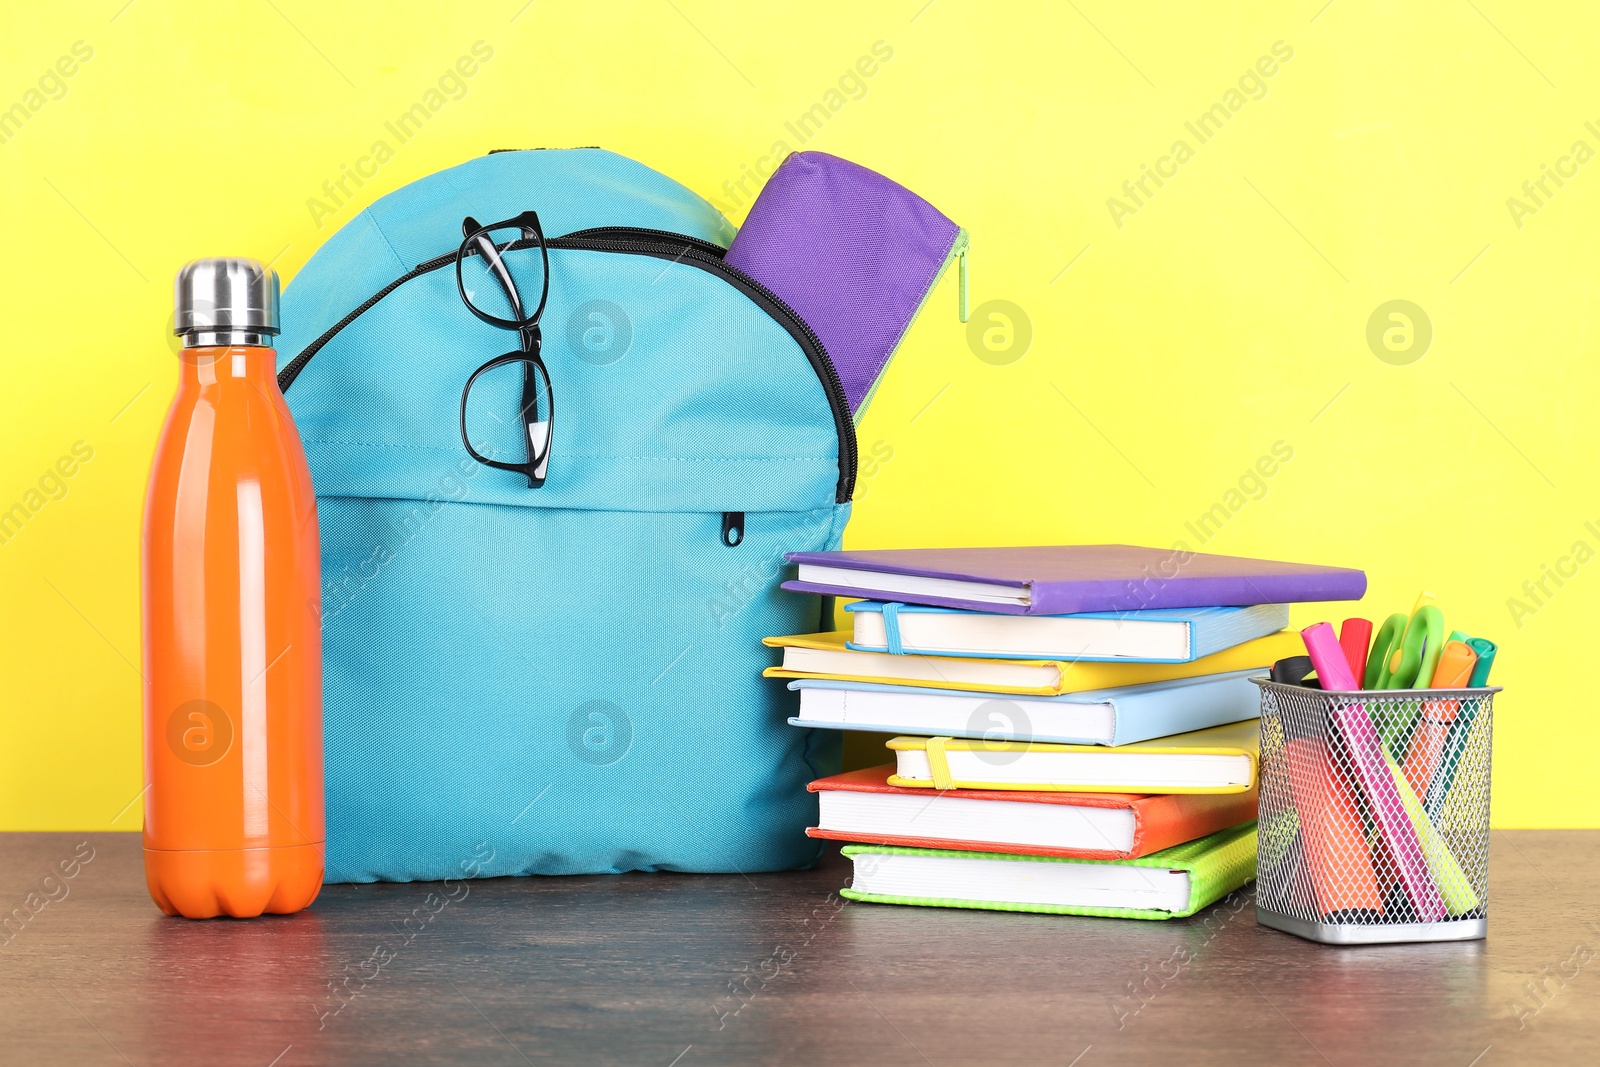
[807,765,1258,860]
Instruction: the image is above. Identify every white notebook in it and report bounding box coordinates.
[818,788,1138,853]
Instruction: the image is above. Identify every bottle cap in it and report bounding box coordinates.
[174,257,280,348]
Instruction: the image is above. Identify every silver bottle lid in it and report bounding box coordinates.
[174,257,280,348]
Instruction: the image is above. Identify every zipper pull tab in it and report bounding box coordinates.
[721,511,745,547]
[955,232,970,323]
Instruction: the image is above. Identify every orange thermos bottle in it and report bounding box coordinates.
[142,258,324,918]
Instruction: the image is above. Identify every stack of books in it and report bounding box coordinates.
[769,544,1367,920]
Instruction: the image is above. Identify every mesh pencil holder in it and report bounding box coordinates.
[1253,678,1497,945]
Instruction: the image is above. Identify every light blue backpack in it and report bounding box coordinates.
[277,149,853,882]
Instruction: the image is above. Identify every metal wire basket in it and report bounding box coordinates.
[1253,678,1497,945]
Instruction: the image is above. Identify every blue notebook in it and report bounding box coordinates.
[786,669,1264,746]
[846,601,1289,663]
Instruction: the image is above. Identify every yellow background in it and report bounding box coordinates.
[1,1,1591,829]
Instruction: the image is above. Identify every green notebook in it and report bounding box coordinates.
[840,822,1257,920]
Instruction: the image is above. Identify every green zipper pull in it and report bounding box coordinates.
[955,232,970,323]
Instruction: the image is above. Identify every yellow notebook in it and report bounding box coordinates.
[886,720,1261,794]
[763,630,1302,697]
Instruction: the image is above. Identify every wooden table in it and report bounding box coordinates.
[2,831,1596,1065]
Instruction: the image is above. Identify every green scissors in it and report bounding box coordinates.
[1367,605,1447,689]
[1368,602,1447,757]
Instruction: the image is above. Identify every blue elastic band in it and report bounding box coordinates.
[881,602,904,655]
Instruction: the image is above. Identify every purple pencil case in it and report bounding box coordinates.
[723,151,967,417]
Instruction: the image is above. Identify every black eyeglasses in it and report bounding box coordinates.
[456,210,554,488]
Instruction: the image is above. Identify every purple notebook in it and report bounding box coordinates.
[782,544,1366,616]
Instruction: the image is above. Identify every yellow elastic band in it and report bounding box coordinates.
[925,736,955,790]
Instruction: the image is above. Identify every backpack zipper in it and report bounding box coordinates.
[563,225,729,259]
[278,228,857,502]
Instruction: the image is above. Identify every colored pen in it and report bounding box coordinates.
[1302,623,1445,920]
[1424,698,1480,821]
[1430,641,1476,688]
[1340,618,1374,684]
[1328,696,1446,920]
[1271,655,1316,687]
[1424,642,1495,819]
[1302,622,1359,690]
[1466,638,1497,687]
[1284,736,1382,919]
[1401,641,1477,794]
[1385,750,1479,916]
